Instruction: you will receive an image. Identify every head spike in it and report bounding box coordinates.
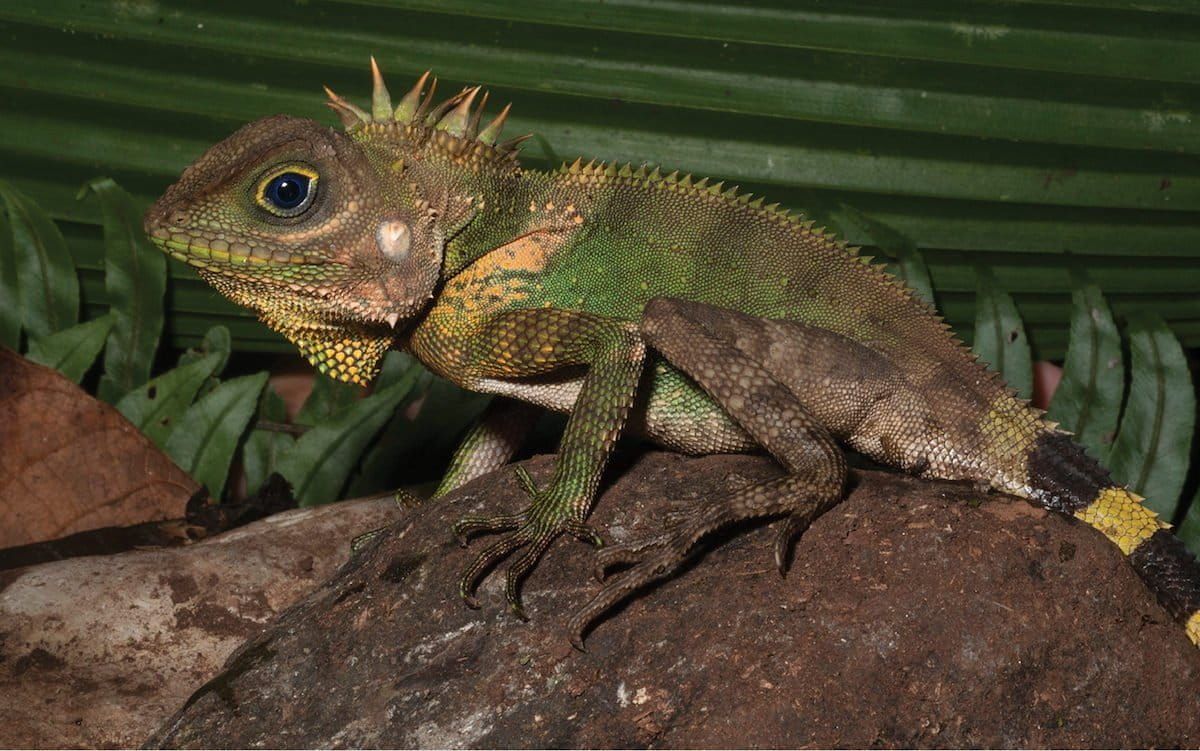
[323,86,370,129]
[369,57,393,120]
[424,86,468,128]
[394,70,431,122]
[437,86,480,136]
[412,76,440,124]
[466,90,489,139]
[496,133,532,155]
[477,102,511,145]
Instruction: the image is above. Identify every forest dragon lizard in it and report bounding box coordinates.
[145,60,1200,650]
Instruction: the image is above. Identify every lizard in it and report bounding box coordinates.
[144,59,1200,651]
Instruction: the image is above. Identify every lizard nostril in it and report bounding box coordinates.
[171,211,188,225]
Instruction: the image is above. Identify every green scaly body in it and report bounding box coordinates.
[145,61,1200,650]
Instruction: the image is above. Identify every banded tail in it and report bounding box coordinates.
[1025,431,1200,648]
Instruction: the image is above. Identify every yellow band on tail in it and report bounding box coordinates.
[1073,486,1164,556]
[1187,612,1200,648]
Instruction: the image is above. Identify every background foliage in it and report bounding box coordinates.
[0,1,1197,543]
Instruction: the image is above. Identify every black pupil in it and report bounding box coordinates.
[267,173,309,210]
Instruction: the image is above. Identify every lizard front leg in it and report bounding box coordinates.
[444,308,647,616]
[568,297,848,646]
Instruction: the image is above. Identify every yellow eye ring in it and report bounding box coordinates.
[255,165,319,217]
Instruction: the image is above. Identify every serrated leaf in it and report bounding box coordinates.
[1105,314,1195,518]
[277,366,421,506]
[0,179,78,339]
[115,351,223,446]
[242,384,295,498]
[24,313,114,383]
[972,268,1033,401]
[1046,281,1123,460]
[838,203,934,306]
[82,177,166,404]
[0,204,19,349]
[163,371,268,501]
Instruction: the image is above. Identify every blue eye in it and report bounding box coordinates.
[259,170,316,216]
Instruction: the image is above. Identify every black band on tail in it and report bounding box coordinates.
[1128,528,1200,623]
[1026,432,1110,513]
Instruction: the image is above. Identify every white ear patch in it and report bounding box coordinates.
[376,220,412,262]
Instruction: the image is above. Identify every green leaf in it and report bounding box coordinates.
[115,351,224,447]
[163,371,268,501]
[0,205,19,349]
[0,179,77,339]
[1176,485,1200,557]
[178,325,232,400]
[277,366,422,506]
[972,268,1032,401]
[838,203,934,306]
[81,177,166,404]
[347,374,490,497]
[1045,281,1123,461]
[296,372,363,427]
[24,313,114,382]
[178,325,232,374]
[1105,314,1195,519]
[242,384,295,498]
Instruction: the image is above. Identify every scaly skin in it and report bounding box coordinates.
[145,60,1200,651]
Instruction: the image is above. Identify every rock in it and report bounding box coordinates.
[0,496,400,749]
[146,452,1200,748]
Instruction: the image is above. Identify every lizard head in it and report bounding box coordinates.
[145,59,524,384]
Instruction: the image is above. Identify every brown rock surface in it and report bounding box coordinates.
[0,496,400,749]
[147,452,1200,748]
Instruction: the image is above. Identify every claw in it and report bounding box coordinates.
[773,512,810,575]
[458,532,527,606]
[453,512,522,545]
[564,518,605,548]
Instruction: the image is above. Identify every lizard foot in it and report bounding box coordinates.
[568,507,712,649]
[567,474,838,649]
[453,467,604,617]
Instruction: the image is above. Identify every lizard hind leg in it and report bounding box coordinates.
[568,298,848,647]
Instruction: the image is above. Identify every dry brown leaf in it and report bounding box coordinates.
[0,348,199,548]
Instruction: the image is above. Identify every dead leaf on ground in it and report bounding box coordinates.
[0,348,199,548]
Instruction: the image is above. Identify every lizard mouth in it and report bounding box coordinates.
[147,226,325,270]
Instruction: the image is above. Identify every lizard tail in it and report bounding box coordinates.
[1025,431,1200,648]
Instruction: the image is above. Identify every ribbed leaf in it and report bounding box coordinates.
[1105,315,1195,518]
[0,180,77,339]
[0,1,1196,361]
[972,268,1033,401]
[1046,281,1123,460]
[164,372,268,501]
[277,365,422,506]
[81,178,165,403]
[242,384,295,499]
[24,313,114,383]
